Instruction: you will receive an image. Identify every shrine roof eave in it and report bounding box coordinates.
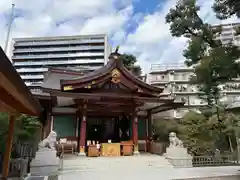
[47,67,85,76]
[41,87,174,103]
[138,101,184,115]
[60,52,163,94]
[150,102,183,114]
[0,48,42,115]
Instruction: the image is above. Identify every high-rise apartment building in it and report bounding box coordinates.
[10,34,111,91]
[213,22,240,45]
[148,63,240,119]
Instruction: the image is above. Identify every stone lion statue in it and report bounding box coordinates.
[169,132,183,148]
[38,131,57,150]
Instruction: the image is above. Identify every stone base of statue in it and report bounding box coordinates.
[30,147,60,176]
[164,147,193,168]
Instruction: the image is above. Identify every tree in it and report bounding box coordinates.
[121,53,142,77]
[15,114,42,141]
[178,111,216,155]
[213,0,240,20]
[0,113,41,153]
[165,0,240,111]
[152,118,179,142]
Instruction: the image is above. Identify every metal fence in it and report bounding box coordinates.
[193,154,239,167]
[149,142,240,167]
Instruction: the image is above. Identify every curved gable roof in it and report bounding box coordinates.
[0,48,42,115]
[60,52,163,94]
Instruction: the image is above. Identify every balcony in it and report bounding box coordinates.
[25,81,43,86]
[21,75,44,80]
[14,39,105,46]
[12,52,104,60]
[16,68,48,73]
[150,63,192,73]
[13,45,104,53]
[222,83,240,93]
[14,59,104,66]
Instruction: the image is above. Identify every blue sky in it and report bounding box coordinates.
[0,0,239,73]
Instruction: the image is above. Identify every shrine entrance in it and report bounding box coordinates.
[86,116,131,144]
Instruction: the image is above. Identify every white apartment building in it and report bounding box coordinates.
[10,34,111,91]
[148,63,240,119]
[148,23,240,119]
[214,22,240,45]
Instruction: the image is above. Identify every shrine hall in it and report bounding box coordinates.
[34,50,183,157]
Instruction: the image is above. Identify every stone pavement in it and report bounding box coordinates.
[58,154,240,180]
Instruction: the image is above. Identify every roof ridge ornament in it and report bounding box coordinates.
[111,68,121,83]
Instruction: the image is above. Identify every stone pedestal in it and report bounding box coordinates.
[30,148,60,176]
[164,147,193,168]
[133,150,140,155]
[78,152,86,156]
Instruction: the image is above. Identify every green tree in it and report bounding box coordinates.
[213,0,240,19]
[152,118,179,142]
[121,53,142,77]
[165,0,240,117]
[178,111,216,155]
[0,113,41,153]
[15,114,42,141]
[179,108,240,155]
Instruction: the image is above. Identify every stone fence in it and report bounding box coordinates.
[149,141,240,167]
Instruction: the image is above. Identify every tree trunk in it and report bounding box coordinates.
[228,136,233,152]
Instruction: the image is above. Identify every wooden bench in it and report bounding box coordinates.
[57,138,77,155]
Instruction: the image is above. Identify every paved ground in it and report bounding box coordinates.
[58,154,240,180]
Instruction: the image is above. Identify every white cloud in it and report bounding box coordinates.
[80,6,133,36]
[0,0,239,74]
[121,0,240,73]
[0,0,132,55]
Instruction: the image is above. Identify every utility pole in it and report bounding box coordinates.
[4,4,15,54]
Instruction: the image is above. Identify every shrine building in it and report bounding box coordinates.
[34,50,183,156]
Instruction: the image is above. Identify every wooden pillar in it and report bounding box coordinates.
[43,113,52,138]
[76,111,81,153]
[2,114,15,179]
[147,111,153,139]
[132,111,140,155]
[41,124,45,140]
[147,111,153,152]
[78,104,87,156]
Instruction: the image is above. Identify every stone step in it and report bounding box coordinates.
[62,155,174,171]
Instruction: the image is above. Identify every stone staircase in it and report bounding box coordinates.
[61,153,173,173]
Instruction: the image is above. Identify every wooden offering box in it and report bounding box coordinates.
[101,143,121,156]
[88,145,99,157]
[121,141,133,156]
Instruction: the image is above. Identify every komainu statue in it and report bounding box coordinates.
[169,132,183,148]
[38,131,57,150]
